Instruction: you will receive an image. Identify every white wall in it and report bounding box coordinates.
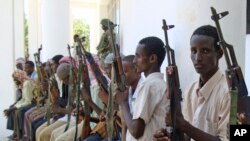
[120,0,247,91]
[0,0,22,138]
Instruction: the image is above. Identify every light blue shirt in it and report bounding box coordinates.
[30,71,38,81]
[128,77,144,115]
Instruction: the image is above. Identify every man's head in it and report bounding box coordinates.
[15,57,25,70]
[122,55,140,86]
[190,25,223,79]
[51,55,63,73]
[133,36,166,76]
[73,34,79,42]
[56,63,70,84]
[24,61,35,76]
[103,53,125,78]
[100,18,113,31]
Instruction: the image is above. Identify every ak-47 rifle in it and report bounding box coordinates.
[107,21,126,141]
[162,19,184,141]
[46,62,60,125]
[80,37,109,96]
[47,62,59,104]
[34,45,48,110]
[64,45,77,132]
[74,37,92,140]
[211,7,250,124]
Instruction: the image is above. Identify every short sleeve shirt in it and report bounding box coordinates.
[126,72,170,141]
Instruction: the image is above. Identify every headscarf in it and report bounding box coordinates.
[59,56,77,68]
[104,53,125,65]
[15,57,25,69]
[56,63,70,80]
[58,55,100,86]
[100,19,110,27]
[12,69,32,88]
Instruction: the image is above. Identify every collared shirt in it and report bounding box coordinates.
[182,70,230,141]
[126,72,170,141]
[128,77,144,115]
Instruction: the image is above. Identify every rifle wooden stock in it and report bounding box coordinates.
[210,7,250,124]
[162,19,184,141]
[80,59,92,140]
[34,45,48,107]
[108,22,126,92]
[47,62,60,104]
[108,21,126,141]
[80,41,109,95]
[64,45,76,132]
[75,37,92,140]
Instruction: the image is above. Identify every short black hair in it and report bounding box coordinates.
[139,36,166,67]
[191,25,220,51]
[52,55,63,64]
[25,61,35,68]
[122,55,135,68]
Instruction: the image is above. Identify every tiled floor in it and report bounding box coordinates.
[0,129,12,141]
[0,109,12,141]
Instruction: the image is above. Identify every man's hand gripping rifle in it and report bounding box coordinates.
[162,19,184,141]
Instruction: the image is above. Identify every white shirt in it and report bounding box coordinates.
[126,72,170,141]
[128,77,144,115]
[182,70,230,141]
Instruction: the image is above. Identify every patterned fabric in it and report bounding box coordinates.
[23,106,46,140]
[59,56,77,68]
[12,69,32,88]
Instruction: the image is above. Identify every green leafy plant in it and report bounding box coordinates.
[24,15,29,58]
[73,19,90,51]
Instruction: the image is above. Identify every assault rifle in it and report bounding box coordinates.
[47,62,59,104]
[75,37,92,140]
[211,7,250,124]
[107,20,126,141]
[64,45,77,132]
[162,19,184,141]
[80,38,109,96]
[33,45,48,108]
[45,62,60,125]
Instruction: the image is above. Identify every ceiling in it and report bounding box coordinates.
[71,0,109,5]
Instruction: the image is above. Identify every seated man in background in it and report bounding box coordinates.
[4,70,36,140]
